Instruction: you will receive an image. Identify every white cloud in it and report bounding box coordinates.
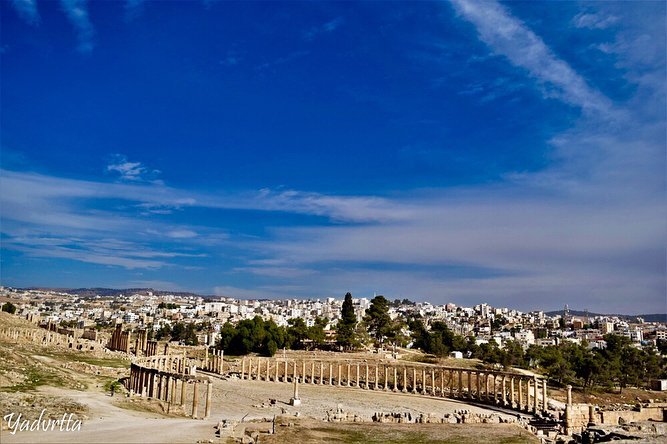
[10,0,39,25]
[166,230,198,239]
[234,267,318,279]
[304,17,344,41]
[106,154,162,183]
[449,0,613,115]
[573,12,618,29]
[59,0,95,53]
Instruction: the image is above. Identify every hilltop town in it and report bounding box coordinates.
[1,286,664,352]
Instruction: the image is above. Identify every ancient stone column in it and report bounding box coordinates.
[165,375,171,402]
[204,381,212,419]
[458,370,463,398]
[312,361,316,384]
[338,364,343,386]
[365,364,370,389]
[220,350,224,374]
[533,376,539,413]
[192,382,199,419]
[249,358,254,380]
[402,368,407,393]
[302,361,307,383]
[347,363,351,387]
[476,372,482,400]
[487,373,493,403]
[421,368,426,394]
[384,366,389,391]
[355,363,359,388]
[393,367,398,392]
[502,376,507,406]
[526,378,531,412]
[284,360,288,382]
[170,377,177,407]
[292,377,300,406]
[180,380,186,406]
[518,378,523,410]
[149,371,156,398]
[375,366,379,390]
[320,361,324,385]
[329,363,333,385]
[440,369,445,397]
[566,384,572,406]
[241,358,246,380]
[467,371,472,399]
[129,367,135,394]
[412,368,417,394]
[431,369,436,396]
[510,377,515,408]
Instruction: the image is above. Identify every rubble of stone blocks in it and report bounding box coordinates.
[368,409,520,425]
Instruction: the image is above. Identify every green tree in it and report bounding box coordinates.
[307,317,328,348]
[155,323,172,340]
[408,318,429,351]
[1,302,16,314]
[336,292,358,350]
[216,317,286,357]
[363,295,393,346]
[286,317,309,349]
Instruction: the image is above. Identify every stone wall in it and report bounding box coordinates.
[0,325,107,352]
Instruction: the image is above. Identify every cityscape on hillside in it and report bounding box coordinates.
[1,286,665,351]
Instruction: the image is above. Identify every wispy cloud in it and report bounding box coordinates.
[10,0,40,25]
[573,12,618,30]
[59,0,95,53]
[106,154,162,184]
[219,50,241,66]
[303,17,344,41]
[256,50,310,72]
[449,0,613,115]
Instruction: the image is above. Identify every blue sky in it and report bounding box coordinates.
[1,0,665,313]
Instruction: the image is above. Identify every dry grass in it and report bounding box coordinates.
[258,417,539,444]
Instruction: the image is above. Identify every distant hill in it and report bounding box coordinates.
[545,309,666,323]
[25,287,204,299]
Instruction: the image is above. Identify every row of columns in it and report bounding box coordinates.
[207,349,224,374]
[109,324,131,353]
[0,326,107,351]
[238,358,548,413]
[128,358,213,420]
[134,329,149,356]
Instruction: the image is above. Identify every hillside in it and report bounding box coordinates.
[544,310,666,323]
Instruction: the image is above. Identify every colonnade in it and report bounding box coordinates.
[237,358,549,414]
[108,324,131,353]
[128,354,213,419]
[0,326,107,351]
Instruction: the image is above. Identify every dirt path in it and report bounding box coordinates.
[2,387,217,443]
